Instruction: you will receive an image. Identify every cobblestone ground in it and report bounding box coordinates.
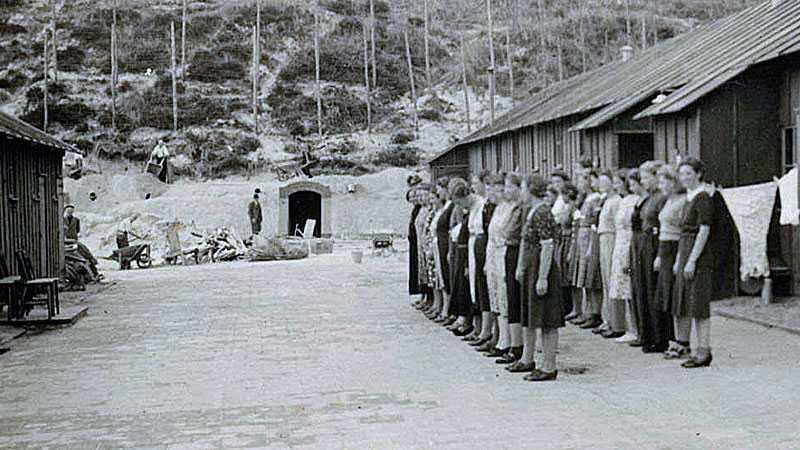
[2,245,800,449]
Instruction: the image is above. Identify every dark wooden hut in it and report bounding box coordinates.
[429,0,800,294]
[0,111,77,279]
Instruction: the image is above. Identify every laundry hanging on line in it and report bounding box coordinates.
[719,182,776,281]
[778,167,799,226]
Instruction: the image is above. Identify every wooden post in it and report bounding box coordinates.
[51,0,57,82]
[369,0,377,89]
[170,22,178,132]
[252,25,259,134]
[181,0,187,76]
[403,29,418,132]
[362,22,371,135]
[460,32,471,133]
[794,108,800,295]
[314,8,323,138]
[487,0,495,124]
[423,0,431,93]
[43,29,48,131]
[505,29,514,103]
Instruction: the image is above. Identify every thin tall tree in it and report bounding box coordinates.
[362,22,372,135]
[486,0,495,124]
[50,0,57,82]
[252,25,259,134]
[460,32,471,132]
[43,29,49,131]
[170,22,178,132]
[314,7,323,138]
[403,29,418,132]
[111,18,117,130]
[369,0,377,89]
[423,0,432,93]
[505,29,514,102]
[181,0,187,76]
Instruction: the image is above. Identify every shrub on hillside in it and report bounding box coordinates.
[0,20,25,35]
[59,46,87,72]
[268,84,369,136]
[390,131,415,145]
[187,50,248,83]
[317,155,370,176]
[0,0,23,8]
[0,69,28,92]
[21,95,95,130]
[419,108,443,122]
[373,146,420,168]
[326,139,362,156]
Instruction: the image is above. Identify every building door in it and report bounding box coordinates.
[618,133,654,168]
[288,191,321,237]
[38,175,48,276]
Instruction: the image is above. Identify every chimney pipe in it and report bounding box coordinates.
[621,45,634,62]
[772,0,782,7]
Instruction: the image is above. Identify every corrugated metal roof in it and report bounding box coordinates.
[433,0,800,162]
[0,110,80,154]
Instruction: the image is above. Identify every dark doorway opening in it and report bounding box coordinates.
[618,133,655,169]
[288,191,322,237]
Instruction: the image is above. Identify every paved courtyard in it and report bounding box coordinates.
[2,245,800,449]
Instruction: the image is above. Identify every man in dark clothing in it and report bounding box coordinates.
[64,205,80,240]
[248,193,263,235]
[64,205,100,279]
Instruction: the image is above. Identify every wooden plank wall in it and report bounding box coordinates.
[653,112,699,163]
[0,136,64,279]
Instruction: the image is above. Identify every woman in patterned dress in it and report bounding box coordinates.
[608,170,642,342]
[414,184,434,312]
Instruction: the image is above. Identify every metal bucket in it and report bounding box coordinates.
[351,250,363,264]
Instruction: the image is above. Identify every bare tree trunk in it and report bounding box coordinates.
[170,22,178,132]
[625,0,632,46]
[403,30,418,132]
[111,20,117,130]
[641,14,647,49]
[314,8,323,138]
[537,0,546,48]
[363,22,372,135]
[181,0,187,77]
[578,0,587,72]
[252,25,259,134]
[370,0,377,89]
[505,29,514,103]
[556,34,564,81]
[653,0,659,46]
[487,0,495,124]
[423,0,431,93]
[43,29,48,131]
[50,0,58,83]
[460,32,471,133]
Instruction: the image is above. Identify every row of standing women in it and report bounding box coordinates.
[406,156,718,380]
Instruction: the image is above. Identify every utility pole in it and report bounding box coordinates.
[314,7,323,138]
[170,22,178,132]
[460,32,471,132]
[506,29,514,103]
[362,22,372,135]
[487,0,495,124]
[423,0,432,93]
[43,29,49,131]
[403,29,418,132]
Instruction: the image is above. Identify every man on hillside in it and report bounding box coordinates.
[248,192,263,236]
[148,140,171,183]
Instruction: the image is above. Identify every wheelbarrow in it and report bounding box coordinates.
[109,230,153,270]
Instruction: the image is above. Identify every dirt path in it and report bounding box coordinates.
[1,246,799,449]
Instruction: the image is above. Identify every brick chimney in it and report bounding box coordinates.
[621,45,634,62]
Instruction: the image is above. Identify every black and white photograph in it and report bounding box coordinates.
[1,0,800,448]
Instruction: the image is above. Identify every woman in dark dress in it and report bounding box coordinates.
[632,161,671,353]
[508,174,563,381]
[466,173,498,346]
[673,158,715,368]
[554,183,578,322]
[448,181,474,337]
[408,188,423,300]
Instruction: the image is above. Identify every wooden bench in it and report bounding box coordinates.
[15,250,60,320]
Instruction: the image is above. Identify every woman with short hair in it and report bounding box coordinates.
[673,158,715,368]
[609,171,642,342]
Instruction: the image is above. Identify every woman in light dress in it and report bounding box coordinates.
[608,170,642,343]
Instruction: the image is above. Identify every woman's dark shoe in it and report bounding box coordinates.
[569,315,587,325]
[469,337,491,347]
[443,317,457,327]
[476,341,496,352]
[524,369,558,382]
[495,351,517,364]
[454,326,474,337]
[579,317,602,329]
[628,340,644,347]
[506,361,535,373]
[446,321,461,331]
[601,330,625,339]
[485,347,509,358]
[591,326,607,335]
[433,316,446,323]
[682,353,712,368]
[642,345,668,354]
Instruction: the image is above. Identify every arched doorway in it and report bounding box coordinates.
[288,191,322,237]
[278,181,333,237]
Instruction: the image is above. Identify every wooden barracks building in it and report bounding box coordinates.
[429,0,800,294]
[1,110,75,280]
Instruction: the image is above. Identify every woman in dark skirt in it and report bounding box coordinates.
[565,179,589,321]
[445,178,471,332]
[508,174,563,381]
[432,178,455,322]
[554,183,578,321]
[631,161,670,352]
[408,188,423,299]
[673,158,715,368]
[655,165,689,359]
[575,170,605,330]
[467,173,498,345]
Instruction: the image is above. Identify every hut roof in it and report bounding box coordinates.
[431,0,800,163]
[0,110,81,154]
